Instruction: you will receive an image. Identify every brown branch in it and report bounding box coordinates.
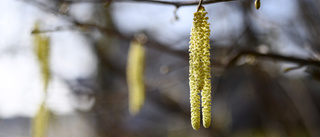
[227,50,320,68]
[90,24,223,67]
[197,0,204,11]
[32,21,224,67]
[63,0,235,6]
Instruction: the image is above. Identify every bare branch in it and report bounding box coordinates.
[227,50,320,68]
[197,0,204,11]
[27,0,320,70]
[62,0,236,7]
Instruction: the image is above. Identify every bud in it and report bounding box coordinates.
[255,0,261,10]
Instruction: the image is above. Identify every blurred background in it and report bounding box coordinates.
[0,0,320,137]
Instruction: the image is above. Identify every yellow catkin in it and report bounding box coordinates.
[34,25,51,91]
[32,102,50,137]
[201,14,212,128]
[189,6,212,130]
[32,22,51,137]
[127,39,146,115]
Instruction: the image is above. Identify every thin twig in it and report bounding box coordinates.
[227,50,320,68]
[27,1,223,67]
[62,0,235,6]
[26,0,320,70]
[197,0,204,11]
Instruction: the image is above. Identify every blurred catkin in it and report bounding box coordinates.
[127,39,146,115]
[189,6,212,130]
[34,24,51,91]
[32,102,50,137]
[32,22,51,137]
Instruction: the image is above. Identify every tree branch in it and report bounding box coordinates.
[227,50,320,68]
[63,0,235,7]
[27,0,320,70]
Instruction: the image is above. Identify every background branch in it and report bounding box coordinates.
[227,50,320,68]
[62,0,235,6]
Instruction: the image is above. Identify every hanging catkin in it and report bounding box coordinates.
[32,102,50,137]
[32,22,51,137]
[127,39,146,115]
[34,25,51,91]
[189,6,212,130]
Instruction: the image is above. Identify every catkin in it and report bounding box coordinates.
[127,39,146,115]
[189,6,212,130]
[32,22,51,137]
[34,28,51,91]
[32,102,50,137]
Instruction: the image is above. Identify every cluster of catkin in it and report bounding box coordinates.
[189,6,212,130]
